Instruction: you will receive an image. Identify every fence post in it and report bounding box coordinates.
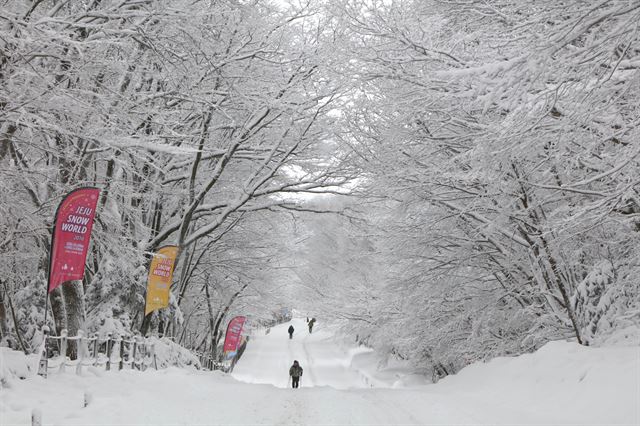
[105,332,113,371]
[151,342,158,370]
[124,334,131,370]
[131,335,139,371]
[141,337,149,372]
[92,334,99,365]
[76,330,85,376]
[111,333,121,371]
[31,408,42,426]
[84,391,92,408]
[59,329,68,373]
[37,326,50,378]
[123,334,130,370]
[119,335,125,370]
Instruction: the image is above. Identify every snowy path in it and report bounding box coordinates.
[2,318,638,425]
[231,319,364,389]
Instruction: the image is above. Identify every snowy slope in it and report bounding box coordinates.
[1,318,638,425]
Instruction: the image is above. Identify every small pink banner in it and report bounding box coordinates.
[223,316,246,353]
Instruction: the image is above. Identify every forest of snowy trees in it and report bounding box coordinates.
[1,0,639,377]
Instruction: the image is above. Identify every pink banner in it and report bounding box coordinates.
[48,187,100,292]
[223,316,246,353]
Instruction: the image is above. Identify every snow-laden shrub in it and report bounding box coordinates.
[150,337,201,370]
[0,347,38,387]
[574,261,613,344]
[574,260,640,346]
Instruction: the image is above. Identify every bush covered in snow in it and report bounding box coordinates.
[150,337,201,370]
[0,347,39,387]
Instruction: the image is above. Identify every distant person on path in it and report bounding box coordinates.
[288,324,294,339]
[289,360,303,388]
[308,318,316,333]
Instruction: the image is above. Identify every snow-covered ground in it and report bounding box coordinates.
[231,318,425,389]
[1,318,638,425]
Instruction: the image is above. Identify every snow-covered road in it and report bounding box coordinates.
[232,318,366,389]
[2,318,638,425]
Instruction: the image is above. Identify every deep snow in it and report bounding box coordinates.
[1,318,638,425]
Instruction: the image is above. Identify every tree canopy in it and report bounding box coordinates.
[1,0,638,376]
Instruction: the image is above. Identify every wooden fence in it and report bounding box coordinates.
[37,328,156,378]
[37,327,254,378]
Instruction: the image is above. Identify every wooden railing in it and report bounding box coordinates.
[37,327,252,377]
[37,328,156,378]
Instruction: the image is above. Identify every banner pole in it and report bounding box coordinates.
[43,241,50,327]
[42,296,49,329]
[43,224,52,328]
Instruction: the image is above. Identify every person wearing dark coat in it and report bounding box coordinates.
[289,360,303,388]
[288,325,294,339]
[308,318,316,333]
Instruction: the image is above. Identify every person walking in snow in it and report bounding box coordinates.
[288,324,294,339]
[308,318,316,333]
[289,360,303,388]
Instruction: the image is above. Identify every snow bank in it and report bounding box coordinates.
[1,324,638,425]
[435,339,640,425]
[347,346,431,388]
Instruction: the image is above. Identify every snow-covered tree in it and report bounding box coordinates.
[330,0,640,374]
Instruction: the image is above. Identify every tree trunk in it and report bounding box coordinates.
[158,317,165,336]
[539,236,583,344]
[0,279,28,353]
[211,312,225,362]
[61,280,86,358]
[6,290,28,353]
[0,287,9,341]
[204,278,216,360]
[140,312,153,336]
[49,287,67,336]
[0,124,17,161]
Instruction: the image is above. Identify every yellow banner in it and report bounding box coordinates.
[144,245,179,316]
